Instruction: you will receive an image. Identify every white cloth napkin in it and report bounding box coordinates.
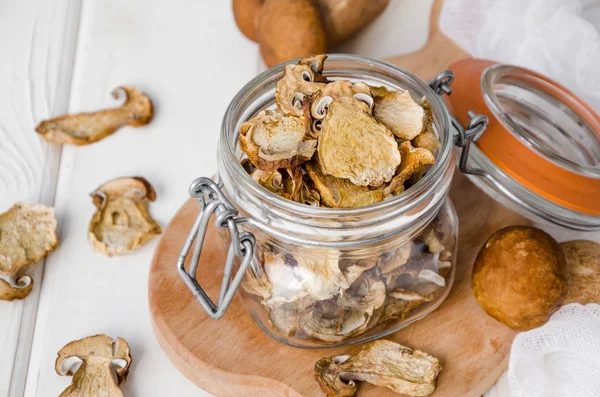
[508,304,600,397]
[439,0,600,114]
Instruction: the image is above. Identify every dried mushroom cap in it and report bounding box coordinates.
[313,81,400,187]
[372,88,426,140]
[383,141,435,197]
[340,258,377,286]
[560,240,600,305]
[0,203,58,301]
[36,87,153,145]
[299,300,345,342]
[56,334,131,397]
[314,340,442,397]
[305,162,383,208]
[276,55,328,117]
[240,109,317,171]
[88,177,161,256]
[263,253,310,307]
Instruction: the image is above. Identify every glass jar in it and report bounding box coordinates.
[179,55,462,348]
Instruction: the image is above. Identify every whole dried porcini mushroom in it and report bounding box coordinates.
[560,240,600,304]
[472,226,567,331]
[317,0,389,45]
[315,339,442,397]
[36,87,153,145]
[257,0,327,67]
[371,87,427,140]
[0,203,58,301]
[276,55,328,117]
[313,80,400,187]
[88,177,161,256]
[56,334,131,397]
[383,141,435,197]
[232,0,264,41]
[305,162,383,208]
[240,109,317,171]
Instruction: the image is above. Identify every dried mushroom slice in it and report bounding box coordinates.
[299,300,345,342]
[56,334,131,397]
[305,162,383,208]
[388,287,435,302]
[383,141,435,197]
[251,167,303,200]
[295,255,348,301]
[338,273,386,316]
[240,110,317,171]
[36,87,153,145]
[372,87,426,140]
[339,258,377,286]
[295,177,321,206]
[313,81,400,187]
[377,244,411,274]
[88,177,161,256]
[315,340,443,397]
[411,98,440,152]
[262,253,310,307]
[276,55,328,117]
[379,297,425,325]
[0,203,58,301]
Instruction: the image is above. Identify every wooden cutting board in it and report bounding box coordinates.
[149,173,528,397]
[149,1,527,396]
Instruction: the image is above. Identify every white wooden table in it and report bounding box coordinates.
[3,1,592,396]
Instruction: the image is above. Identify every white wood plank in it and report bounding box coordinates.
[23,1,259,396]
[0,0,81,396]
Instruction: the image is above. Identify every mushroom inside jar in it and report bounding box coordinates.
[237,55,452,343]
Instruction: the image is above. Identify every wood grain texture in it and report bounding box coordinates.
[0,1,80,395]
[22,2,260,397]
[149,172,529,397]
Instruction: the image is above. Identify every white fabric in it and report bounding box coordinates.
[508,304,600,397]
[439,0,600,114]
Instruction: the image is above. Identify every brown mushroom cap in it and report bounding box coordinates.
[232,0,264,42]
[472,226,567,331]
[257,0,327,68]
[560,240,600,304]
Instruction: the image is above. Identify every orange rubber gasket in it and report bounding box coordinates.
[446,59,600,215]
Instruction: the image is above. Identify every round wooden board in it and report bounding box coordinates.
[149,172,529,397]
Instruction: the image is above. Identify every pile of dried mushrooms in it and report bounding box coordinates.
[239,55,438,208]
[240,55,452,343]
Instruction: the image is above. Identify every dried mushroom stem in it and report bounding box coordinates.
[56,334,131,397]
[0,203,58,301]
[315,340,442,397]
[88,177,161,256]
[36,87,153,145]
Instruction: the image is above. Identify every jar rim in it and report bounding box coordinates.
[219,54,453,219]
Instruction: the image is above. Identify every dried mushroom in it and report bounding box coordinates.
[371,87,427,140]
[296,255,348,301]
[240,109,317,171]
[0,203,58,301]
[337,273,386,316]
[276,55,328,117]
[383,141,435,197]
[313,81,400,187]
[36,87,153,145]
[251,167,303,200]
[305,162,383,208]
[377,244,411,274]
[88,177,161,256]
[379,297,425,325]
[56,334,131,397]
[314,340,442,397]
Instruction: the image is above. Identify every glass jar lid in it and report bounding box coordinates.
[446,59,600,231]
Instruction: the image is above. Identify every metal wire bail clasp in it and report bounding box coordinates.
[177,177,255,319]
[429,70,490,177]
